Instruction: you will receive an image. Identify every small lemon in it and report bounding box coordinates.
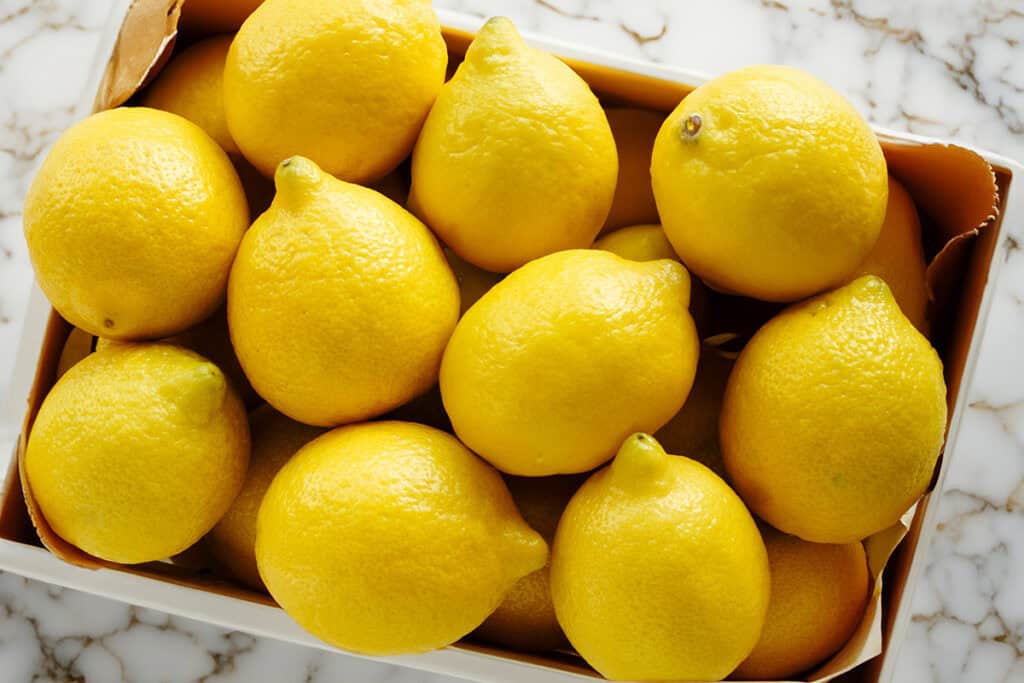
[475,475,583,652]
[23,107,249,339]
[602,107,663,232]
[853,176,929,333]
[735,527,869,680]
[551,434,770,681]
[410,17,617,272]
[228,156,459,427]
[207,406,324,590]
[652,65,888,301]
[444,248,503,316]
[721,275,947,542]
[142,36,237,155]
[441,249,699,476]
[593,224,677,262]
[256,421,547,655]
[25,344,249,564]
[224,0,446,180]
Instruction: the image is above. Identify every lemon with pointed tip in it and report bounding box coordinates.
[142,36,237,155]
[256,421,547,655]
[602,107,663,232]
[722,275,947,543]
[593,224,677,262]
[441,249,699,476]
[551,433,770,681]
[852,176,929,333]
[23,107,249,339]
[652,65,888,301]
[224,0,446,180]
[228,156,459,426]
[25,344,249,564]
[410,17,617,272]
[207,406,324,590]
[735,527,869,680]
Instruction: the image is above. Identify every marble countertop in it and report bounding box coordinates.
[1,1,1022,681]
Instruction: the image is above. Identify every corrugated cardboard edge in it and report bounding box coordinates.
[12,2,1005,682]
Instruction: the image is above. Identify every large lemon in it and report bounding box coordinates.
[25,344,249,564]
[23,107,248,339]
[224,0,446,181]
[256,421,547,655]
[721,276,947,542]
[551,434,770,681]
[735,527,869,680]
[206,406,324,590]
[142,36,237,155]
[409,17,617,272]
[853,176,929,333]
[228,156,459,426]
[475,474,583,652]
[440,249,699,476]
[651,65,888,301]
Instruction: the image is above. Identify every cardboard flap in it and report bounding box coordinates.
[94,0,184,110]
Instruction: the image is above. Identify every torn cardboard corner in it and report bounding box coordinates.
[12,1,1007,682]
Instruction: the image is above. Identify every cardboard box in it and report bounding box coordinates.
[0,2,1018,681]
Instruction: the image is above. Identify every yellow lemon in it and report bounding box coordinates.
[142,36,237,155]
[256,421,547,655]
[206,406,324,590]
[409,17,617,272]
[475,475,583,652]
[441,249,698,476]
[651,65,888,301]
[551,434,770,681]
[25,344,249,564]
[592,223,677,262]
[98,307,260,409]
[654,348,733,479]
[224,0,446,180]
[180,0,263,32]
[735,527,869,680]
[852,176,929,333]
[23,107,248,339]
[228,156,459,427]
[721,275,947,542]
[444,248,503,316]
[602,107,663,232]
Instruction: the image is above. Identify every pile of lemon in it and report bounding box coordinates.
[21,0,946,680]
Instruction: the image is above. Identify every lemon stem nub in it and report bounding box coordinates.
[274,156,322,205]
[610,433,669,482]
[681,113,703,140]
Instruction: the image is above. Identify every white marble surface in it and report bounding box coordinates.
[0,0,1022,681]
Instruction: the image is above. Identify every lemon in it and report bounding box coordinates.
[592,224,677,262]
[602,107,663,232]
[651,65,888,301]
[551,434,770,681]
[409,17,617,272]
[654,348,733,479]
[25,344,249,564]
[224,0,446,181]
[441,249,698,476]
[228,156,459,427]
[735,527,869,680]
[475,475,582,652]
[98,307,260,409]
[207,406,324,590]
[721,275,947,542]
[853,176,929,333]
[180,0,263,32]
[256,421,547,655]
[444,248,503,316]
[142,36,237,155]
[23,107,248,339]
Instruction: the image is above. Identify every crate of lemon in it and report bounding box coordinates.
[0,0,1013,681]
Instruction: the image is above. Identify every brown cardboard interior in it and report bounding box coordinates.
[0,2,1008,681]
